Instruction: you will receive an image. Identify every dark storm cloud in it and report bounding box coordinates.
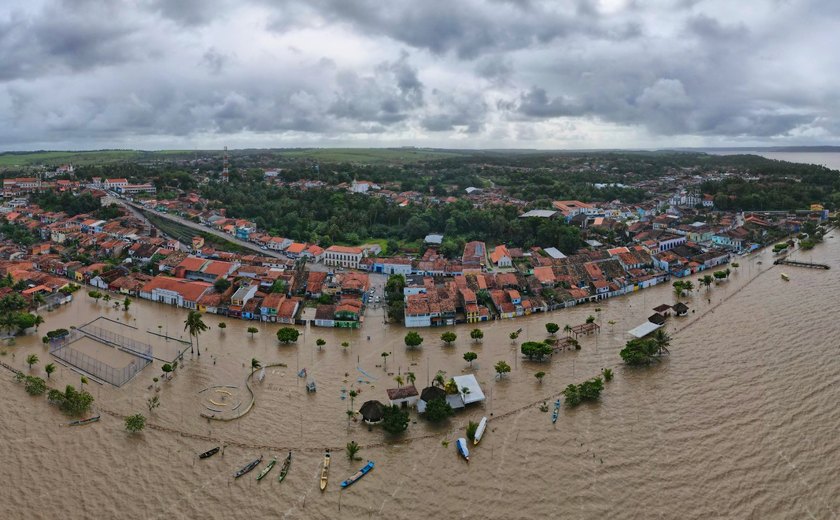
[0,3,141,81]
[1,0,838,148]
[329,53,424,125]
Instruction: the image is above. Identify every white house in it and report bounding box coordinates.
[103,178,129,190]
[324,245,364,269]
[386,385,419,408]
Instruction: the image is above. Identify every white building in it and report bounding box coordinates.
[324,245,364,269]
[103,178,129,190]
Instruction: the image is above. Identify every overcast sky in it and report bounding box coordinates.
[2,0,839,151]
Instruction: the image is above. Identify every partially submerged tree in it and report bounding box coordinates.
[404,331,424,349]
[470,328,484,343]
[382,405,409,434]
[247,326,259,338]
[125,414,146,433]
[545,323,559,335]
[494,360,511,379]
[441,331,457,346]
[463,351,478,367]
[184,310,208,356]
[276,327,300,343]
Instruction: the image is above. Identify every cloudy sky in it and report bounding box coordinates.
[2,0,839,150]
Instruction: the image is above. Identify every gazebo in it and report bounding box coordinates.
[359,400,385,425]
[673,302,689,316]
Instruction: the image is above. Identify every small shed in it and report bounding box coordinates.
[386,385,419,408]
[673,302,689,316]
[652,304,672,317]
[359,400,385,424]
[648,313,667,326]
[628,321,662,338]
[416,386,447,414]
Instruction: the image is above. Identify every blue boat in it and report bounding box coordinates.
[456,437,470,462]
[340,460,374,488]
[551,399,561,424]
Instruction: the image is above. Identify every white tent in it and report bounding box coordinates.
[628,321,662,338]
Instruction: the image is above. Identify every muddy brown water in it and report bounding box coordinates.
[1,239,838,519]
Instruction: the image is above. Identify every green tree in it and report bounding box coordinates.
[535,371,546,384]
[341,341,350,351]
[563,376,604,407]
[125,414,146,433]
[147,395,160,413]
[381,351,389,368]
[183,310,208,356]
[250,357,261,374]
[463,351,478,367]
[25,353,38,370]
[563,324,573,336]
[432,370,446,388]
[545,323,559,335]
[247,326,259,338]
[394,375,404,388]
[47,385,94,416]
[652,329,672,356]
[218,322,227,331]
[441,331,457,346]
[214,278,231,293]
[45,363,56,379]
[276,327,300,343]
[346,441,361,461]
[470,328,484,343]
[16,373,47,396]
[466,420,479,442]
[422,397,454,422]
[404,331,424,349]
[585,315,596,324]
[602,368,614,381]
[382,405,410,434]
[161,363,173,380]
[509,331,520,344]
[494,360,511,379]
[123,297,132,312]
[102,294,111,304]
[619,338,661,366]
[88,290,102,303]
[521,341,553,361]
[316,338,326,350]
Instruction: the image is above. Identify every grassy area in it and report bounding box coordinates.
[0,150,143,167]
[144,212,248,254]
[276,148,466,164]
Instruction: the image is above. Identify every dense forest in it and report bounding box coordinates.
[201,182,582,253]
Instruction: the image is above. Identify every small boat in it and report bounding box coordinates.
[257,367,266,383]
[473,417,488,446]
[198,446,220,459]
[306,379,317,392]
[297,368,307,378]
[551,399,561,424]
[67,414,100,426]
[456,438,470,462]
[319,449,330,491]
[233,456,262,479]
[277,451,292,483]
[781,273,790,281]
[340,460,374,488]
[256,456,277,481]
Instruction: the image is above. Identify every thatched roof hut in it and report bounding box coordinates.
[673,302,689,316]
[359,400,385,424]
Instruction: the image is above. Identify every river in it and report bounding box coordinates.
[0,237,838,519]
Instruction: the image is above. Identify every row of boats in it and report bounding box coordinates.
[200,447,373,490]
[456,416,488,462]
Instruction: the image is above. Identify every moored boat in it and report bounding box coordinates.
[67,414,100,426]
[198,446,220,459]
[340,460,374,488]
[319,449,330,491]
[781,273,790,281]
[456,438,470,462]
[551,399,561,424]
[277,451,292,483]
[234,456,262,478]
[256,456,277,481]
[473,417,488,446]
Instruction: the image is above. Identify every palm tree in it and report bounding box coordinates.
[80,376,88,391]
[682,281,694,292]
[348,389,358,409]
[405,371,416,386]
[183,310,208,356]
[652,329,671,356]
[394,375,404,388]
[346,441,361,461]
[250,357,261,374]
[25,353,38,370]
[460,386,471,401]
[433,371,446,388]
[563,324,572,336]
[381,351,389,368]
[33,314,45,330]
[45,362,56,379]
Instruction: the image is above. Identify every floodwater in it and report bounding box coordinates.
[1,238,838,519]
